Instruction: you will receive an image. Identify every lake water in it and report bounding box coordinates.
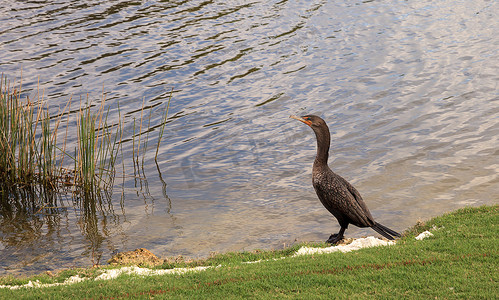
[0,0,497,275]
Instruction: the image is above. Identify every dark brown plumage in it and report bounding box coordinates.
[290,114,400,244]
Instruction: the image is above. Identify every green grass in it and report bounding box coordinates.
[1,205,497,299]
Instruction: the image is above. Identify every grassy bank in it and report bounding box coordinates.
[0,205,497,299]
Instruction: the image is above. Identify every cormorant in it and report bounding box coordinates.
[290,114,400,244]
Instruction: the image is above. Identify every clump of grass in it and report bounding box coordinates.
[74,94,122,194]
[0,74,171,202]
[0,75,68,189]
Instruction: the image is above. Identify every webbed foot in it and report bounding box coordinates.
[326,233,343,244]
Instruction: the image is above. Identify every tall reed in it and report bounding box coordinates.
[0,75,65,189]
[155,88,173,162]
[0,74,171,203]
[75,95,123,194]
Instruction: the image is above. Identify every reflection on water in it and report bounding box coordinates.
[0,184,122,275]
[1,0,498,275]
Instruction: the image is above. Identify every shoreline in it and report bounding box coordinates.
[0,204,496,298]
[0,235,402,290]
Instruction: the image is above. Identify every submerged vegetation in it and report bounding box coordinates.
[0,74,172,203]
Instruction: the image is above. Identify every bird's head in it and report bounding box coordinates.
[290,114,331,157]
[289,115,326,129]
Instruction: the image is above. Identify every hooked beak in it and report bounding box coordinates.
[289,115,312,126]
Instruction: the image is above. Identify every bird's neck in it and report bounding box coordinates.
[313,127,330,167]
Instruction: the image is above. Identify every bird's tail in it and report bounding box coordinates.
[372,222,401,240]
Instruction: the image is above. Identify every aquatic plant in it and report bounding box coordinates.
[74,94,122,194]
[0,75,65,189]
[0,74,171,203]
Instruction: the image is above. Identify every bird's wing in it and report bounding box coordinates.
[336,175,375,226]
[314,171,374,227]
